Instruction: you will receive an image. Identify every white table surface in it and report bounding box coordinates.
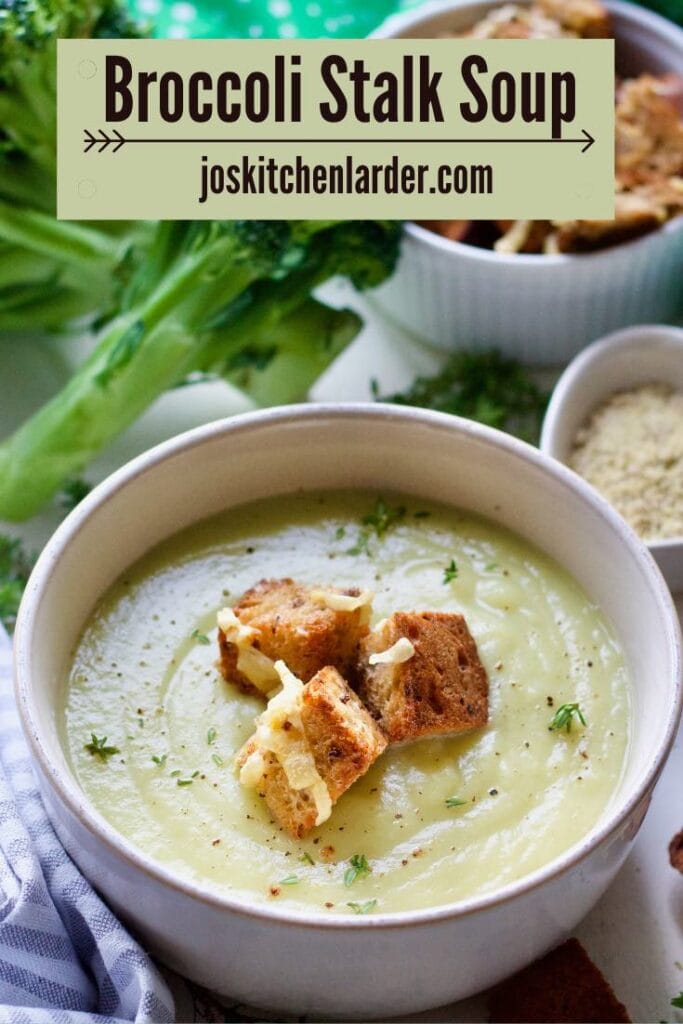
[1,284,681,1023]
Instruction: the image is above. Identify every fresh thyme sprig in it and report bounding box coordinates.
[549,703,587,733]
[347,899,377,914]
[443,559,459,584]
[344,853,371,887]
[84,733,119,761]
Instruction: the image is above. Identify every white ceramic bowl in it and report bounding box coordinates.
[541,324,683,592]
[370,0,683,364]
[13,405,682,1019]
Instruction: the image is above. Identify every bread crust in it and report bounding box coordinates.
[218,578,371,696]
[358,611,489,744]
[237,665,387,839]
[538,0,611,37]
[669,828,683,873]
[488,938,631,1023]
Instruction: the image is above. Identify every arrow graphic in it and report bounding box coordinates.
[83,127,596,154]
[83,127,125,153]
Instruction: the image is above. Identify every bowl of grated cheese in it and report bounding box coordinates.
[541,324,683,592]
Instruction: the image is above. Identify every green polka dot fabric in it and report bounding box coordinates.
[130,0,423,40]
[127,0,682,43]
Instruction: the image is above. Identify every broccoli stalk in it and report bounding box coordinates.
[0,219,399,520]
[0,0,147,330]
[222,298,361,407]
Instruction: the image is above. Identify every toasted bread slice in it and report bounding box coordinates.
[488,938,630,1022]
[357,611,489,744]
[237,663,387,838]
[218,578,372,696]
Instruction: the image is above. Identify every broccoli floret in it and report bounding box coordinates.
[0,0,147,329]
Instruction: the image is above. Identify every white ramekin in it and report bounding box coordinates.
[370,0,683,364]
[541,324,683,591]
[13,405,682,1018]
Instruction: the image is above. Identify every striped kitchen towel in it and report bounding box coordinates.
[0,625,174,1023]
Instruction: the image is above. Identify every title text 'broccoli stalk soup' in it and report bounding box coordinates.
[63,491,629,915]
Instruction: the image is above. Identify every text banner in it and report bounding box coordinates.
[57,38,615,220]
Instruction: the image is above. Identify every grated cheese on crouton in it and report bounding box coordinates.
[217,578,371,697]
[237,663,387,838]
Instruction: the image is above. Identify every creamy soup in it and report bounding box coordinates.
[63,491,629,915]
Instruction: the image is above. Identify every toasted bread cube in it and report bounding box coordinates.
[417,219,472,243]
[237,664,387,839]
[538,0,612,37]
[552,192,664,253]
[218,578,372,697]
[358,612,489,744]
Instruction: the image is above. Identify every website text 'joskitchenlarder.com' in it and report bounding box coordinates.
[198,153,493,203]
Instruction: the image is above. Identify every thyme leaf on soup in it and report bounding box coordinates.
[445,796,467,808]
[211,753,224,768]
[443,559,459,584]
[151,753,167,767]
[300,851,314,865]
[347,497,405,556]
[177,777,194,787]
[347,899,377,914]
[207,727,217,745]
[279,875,300,886]
[334,526,346,540]
[549,703,587,733]
[191,628,211,645]
[344,853,371,887]
[362,497,405,538]
[346,529,372,557]
[84,733,119,761]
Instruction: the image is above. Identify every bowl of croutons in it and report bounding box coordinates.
[13,404,681,1018]
[371,0,683,364]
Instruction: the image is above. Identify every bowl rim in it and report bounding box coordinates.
[13,403,683,930]
[540,323,683,552]
[371,0,683,266]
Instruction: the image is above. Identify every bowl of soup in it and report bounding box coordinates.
[13,404,681,1018]
[370,0,683,363]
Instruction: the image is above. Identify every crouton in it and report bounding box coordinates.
[417,219,472,243]
[237,662,387,838]
[537,0,612,37]
[552,193,665,253]
[357,611,489,744]
[488,938,631,1023]
[461,3,565,39]
[217,578,372,697]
